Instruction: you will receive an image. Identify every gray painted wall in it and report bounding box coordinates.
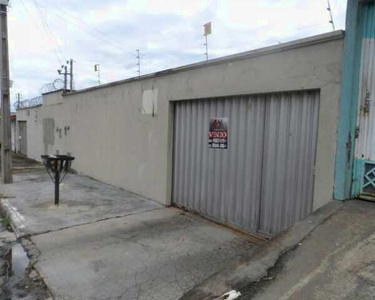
[16,31,344,211]
[16,108,44,158]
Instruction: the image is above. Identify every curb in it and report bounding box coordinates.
[179,200,344,300]
[0,198,24,238]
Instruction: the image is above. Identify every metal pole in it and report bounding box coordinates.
[327,0,335,31]
[136,49,140,77]
[204,35,208,61]
[0,3,13,184]
[94,64,101,85]
[70,59,73,91]
[55,167,60,205]
[63,65,67,91]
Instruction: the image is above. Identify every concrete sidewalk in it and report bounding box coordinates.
[181,199,375,300]
[240,199,375,300]
[0,169,162,237]
[180,200,343,300]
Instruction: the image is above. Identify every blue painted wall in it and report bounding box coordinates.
[351,2,375,197]
[362,2,375,38]
[334,0,365,200]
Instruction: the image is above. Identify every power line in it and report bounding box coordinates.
[22,1,332,80]
[38,0,128,53]
[141,53,170,69]
[30,0,64,64]
[274,22,328,34]
[20,0,62,65]
[213,22,328,54]
[50,0,169,70]
[36,0,170,70]
[37,9,127,54]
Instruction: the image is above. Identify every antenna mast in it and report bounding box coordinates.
[94,64,101,85]
[327,0,335,31]
[203,22,212,61]
[136,49,141,77]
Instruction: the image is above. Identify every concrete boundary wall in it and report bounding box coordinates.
[16,31,344,210]
[16,106,43,159]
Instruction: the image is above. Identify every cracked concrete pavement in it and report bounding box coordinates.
[31,208,256,300]
[9,155,372,300]
[240,200,375,300]
[0,169,162,237]
[180,200,343,300]
[0,155,258,300]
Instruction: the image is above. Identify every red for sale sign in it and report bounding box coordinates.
[209,118,228,149]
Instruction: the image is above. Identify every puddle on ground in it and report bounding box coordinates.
[6,243,30,278]
[2,242,51,299]
[12,243,29,278]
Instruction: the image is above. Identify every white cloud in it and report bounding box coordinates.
[121,0,211,16]
[8,0,347,109]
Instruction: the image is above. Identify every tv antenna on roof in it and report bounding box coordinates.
[327,0,335,31]
[203,22,212,61]
[136,49,141,77]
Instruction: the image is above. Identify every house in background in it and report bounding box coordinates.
[14,95,43,157]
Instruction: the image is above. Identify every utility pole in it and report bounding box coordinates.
[58,65,68,91]
[58,59,74,92]
[327,0,335,31]
[16,93,21,109]
[136,49,141,77]
[0,0,13,183]
[94,64,101,85]
[203,22,212,61]
[63,65,68,91]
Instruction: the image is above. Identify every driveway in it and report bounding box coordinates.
[31,208,255,300]
[1,155,258,300]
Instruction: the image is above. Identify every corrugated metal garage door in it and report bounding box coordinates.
[172,91,319,236]
[259,92,320,235]
[173,96,266,233]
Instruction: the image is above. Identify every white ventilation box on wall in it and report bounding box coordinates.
[142,89,158,116]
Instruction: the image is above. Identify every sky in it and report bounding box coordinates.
[8,0,347,108]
